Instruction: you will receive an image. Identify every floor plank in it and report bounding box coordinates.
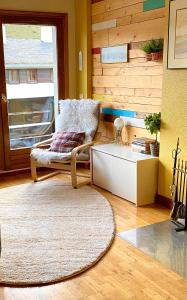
[0,171,187,300]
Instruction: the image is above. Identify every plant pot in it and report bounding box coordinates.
[151,52,161,61]
[145,53,152,61]
[150,143,159,157]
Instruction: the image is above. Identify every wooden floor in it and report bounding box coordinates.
[0,171,187,300]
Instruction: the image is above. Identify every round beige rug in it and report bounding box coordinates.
[0,180,115,286]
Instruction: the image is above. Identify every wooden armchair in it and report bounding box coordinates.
[30,99,100,188]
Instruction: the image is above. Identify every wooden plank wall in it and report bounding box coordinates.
[91,0,166,143]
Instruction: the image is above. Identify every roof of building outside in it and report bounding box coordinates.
[4,39,54,66]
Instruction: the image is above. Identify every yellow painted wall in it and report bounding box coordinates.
[75,0,92,99]
[0,0,76,98]
[158,0,187,199]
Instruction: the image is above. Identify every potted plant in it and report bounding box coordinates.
[141,42,152,61]
[141,39,163,61]
[144,112,161,156]
[149,39,163,60]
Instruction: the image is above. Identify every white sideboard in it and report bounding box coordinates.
[91,144,158,206]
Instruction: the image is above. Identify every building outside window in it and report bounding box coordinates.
[3,24,57,149]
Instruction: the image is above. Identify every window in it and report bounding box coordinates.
[0,12,68,171]
[37,69,53,83]
[6,68,53,84]
[27,69,37,83]
[19,70,28,83]
[6,70,20,84]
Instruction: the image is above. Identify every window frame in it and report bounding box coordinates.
[0,10,69,170]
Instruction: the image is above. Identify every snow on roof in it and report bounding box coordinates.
[4,38,54,66]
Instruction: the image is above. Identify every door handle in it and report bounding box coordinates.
[1,94,7,104]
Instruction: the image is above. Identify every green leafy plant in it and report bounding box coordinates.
[149,39,163,53]
[141,43,152,54]
[144,112,161,144]
[141,39,163,54]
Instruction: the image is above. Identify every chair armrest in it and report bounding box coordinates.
[32,138,53,149]
[71,141,94,160]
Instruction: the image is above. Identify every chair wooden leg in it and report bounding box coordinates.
[71,159,77,188]
[31,157,38,182]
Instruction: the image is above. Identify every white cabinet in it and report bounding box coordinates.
[91,144,158,206]
[111,156,137,203]
[92,150,112,191]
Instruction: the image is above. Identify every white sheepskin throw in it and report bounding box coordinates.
[56,99,100,142]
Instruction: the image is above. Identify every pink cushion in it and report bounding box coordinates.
[50,132,85,153]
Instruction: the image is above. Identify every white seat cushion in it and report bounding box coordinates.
[31,148,89,165]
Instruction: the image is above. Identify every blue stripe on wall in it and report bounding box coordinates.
[143,0,165,12]
[102,108,136,118]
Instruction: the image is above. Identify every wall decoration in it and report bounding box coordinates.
[143,0,165,12]
[92,48,101,55]
[168,0,187,69]
[92,20,116,32]
[102,108,136,118]
[101,45,128,64]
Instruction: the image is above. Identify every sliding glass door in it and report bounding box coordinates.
[0,12,68,170]
[3,24,57,151]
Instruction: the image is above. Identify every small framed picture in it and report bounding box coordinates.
[101,45,128,64]
[168,0,187,69]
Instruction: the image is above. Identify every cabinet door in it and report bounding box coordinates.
[111,157,137,203]
[92,150,112,191]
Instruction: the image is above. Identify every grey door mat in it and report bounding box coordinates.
[118,221,187,279]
